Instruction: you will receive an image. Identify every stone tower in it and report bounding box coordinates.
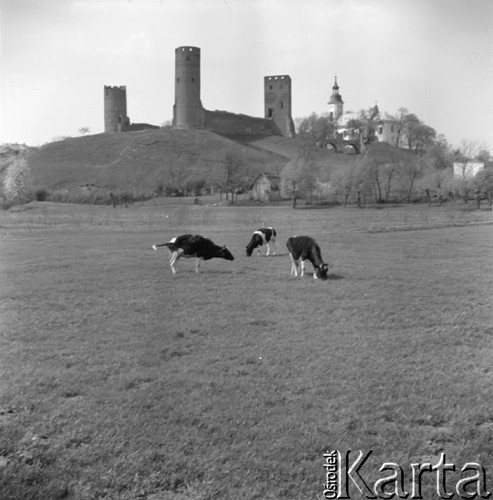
[104,85,130,133]
[173,46,204,128]
[328,76,344,121]
[264,75,295,137]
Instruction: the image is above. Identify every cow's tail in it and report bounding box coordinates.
[152,242,173,251]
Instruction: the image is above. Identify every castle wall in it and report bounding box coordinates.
[264,75,295,138]
[104,86,129,133]
[173,46,204,129]
[203,110,281,137]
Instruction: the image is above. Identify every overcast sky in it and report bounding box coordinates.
[1,0,492,149]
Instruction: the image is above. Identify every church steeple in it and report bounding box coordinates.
[332,76,340,93]
[328,75,344,121]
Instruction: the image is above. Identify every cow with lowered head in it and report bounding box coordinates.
[286,235,330,280]
[245,227,277,256]
[152,234,234,274]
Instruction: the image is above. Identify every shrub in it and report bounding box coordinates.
[3,156,32,203]
[35,189,49,201]
[154,182,166,197]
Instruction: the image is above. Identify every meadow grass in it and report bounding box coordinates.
[0,203,492,499]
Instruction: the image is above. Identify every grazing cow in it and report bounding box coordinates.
[286,236,330,280]
[152,234,234,274]
[246,227,277,256]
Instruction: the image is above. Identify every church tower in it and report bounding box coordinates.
[328,76,344,121]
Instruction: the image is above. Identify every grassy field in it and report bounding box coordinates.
[0,202,492,499]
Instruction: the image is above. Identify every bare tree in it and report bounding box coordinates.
[382,161,400,203]
[454,140,481,204]
[167,156,191,196]
[79,127,90,135]
[400,156,425,202]
[331,163,362,206]
[280,144,320,205]
[353,145,415,203]
[220,150,248,203]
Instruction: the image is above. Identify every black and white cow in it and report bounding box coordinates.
[152,234,234,274]
[245,227,277,256]
[286,236,330,280]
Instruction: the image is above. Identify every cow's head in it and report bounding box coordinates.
[220,246,235,261]
[245,235,260,256]
[314,263,330,280]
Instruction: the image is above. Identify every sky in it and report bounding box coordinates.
[1,0,492,149]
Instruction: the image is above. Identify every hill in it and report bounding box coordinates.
[26,128,355,196]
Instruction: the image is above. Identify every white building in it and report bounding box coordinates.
[327,78,402,147]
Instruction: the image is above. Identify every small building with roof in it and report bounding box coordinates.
[250,173,281,201]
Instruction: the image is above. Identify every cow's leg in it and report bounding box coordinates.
[300,260,306,278]
[271,237,277,255]
[289,253,298,277]
[266,242,271,256]
[169,251,179,274]
[170,249,185,274]
[195,257,202,273]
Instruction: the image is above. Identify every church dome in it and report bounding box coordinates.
[328,93,343,104]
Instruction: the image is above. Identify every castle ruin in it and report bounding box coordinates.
[264,75,295,137]
[172,45,295,138]
[104,46,295,138]
[104,86,130,133]
[173,46,204,129]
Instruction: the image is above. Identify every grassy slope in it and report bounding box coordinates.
[25,129,401,198]
[27,129,341,192]
[0,204,492,499]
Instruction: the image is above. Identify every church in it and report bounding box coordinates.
[326,77,402,150]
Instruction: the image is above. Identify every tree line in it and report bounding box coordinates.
[292,107,493,206]
[2,106,492,207]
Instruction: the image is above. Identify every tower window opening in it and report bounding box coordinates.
[268,108,273,118]
[378,126,383,134]
[269,85,273,90]
[186,56,190,61]
[280,101,284,109]
[191,77,195,82]
[177,78,180,82]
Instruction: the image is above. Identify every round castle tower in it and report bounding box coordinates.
[173,46,204,129]
[104,86,130,132]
